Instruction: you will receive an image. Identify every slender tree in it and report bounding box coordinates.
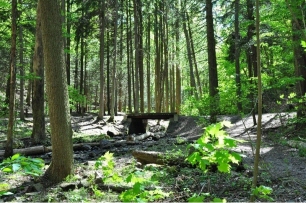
[250,0,262,200]
[40,0,73,185]
[32,0,46,144]
[98,0,106,120]
[206,0,219,123]
[4,0,17,158]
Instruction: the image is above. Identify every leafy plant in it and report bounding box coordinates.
[119,171,170,202]
[0,182,13,197]
[251,185,273,201]
[187,121,243,173]
[0,153,44,176]
[94,151,123,184]
[94,152,170,202]
[68,86,86,110]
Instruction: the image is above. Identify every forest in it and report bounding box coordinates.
[0,0,306,202]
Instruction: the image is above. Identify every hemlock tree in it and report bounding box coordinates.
[32,0,46,144]
[40,0,73,185]
[4,0,17,158]
[206,0,219,123]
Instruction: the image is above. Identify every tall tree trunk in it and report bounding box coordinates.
[187,12,202,97]
[133,0,140,113]
[246,0,257,125]
[154,1,160,113]
[98,0,106,120]
[250,0,262,200]
[66,0,71,85]
[40,0,73,185]
[4,0,17,158]
[182,10,197,99]
[175,6,181,114]
[18,10,25,120]
[235,0,242,112]
[146,14,151,113]
[32,0,46,144]
[206,0,219,123]
[126,1,132,113]
[288,0,306,130]
[109,0,118,122]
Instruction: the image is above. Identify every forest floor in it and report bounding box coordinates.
[0,112,306,202]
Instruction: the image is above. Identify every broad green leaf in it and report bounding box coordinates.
[213,197,227,202]
[217,162,230,173]
[11,154,20,161]
[12,163,21,172]
[2,167,12,173]
[188,195,205,202]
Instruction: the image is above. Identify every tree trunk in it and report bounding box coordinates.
[250,0,262,200]
[235,0,242,112]
[182,10,197,99]
[40,0,73,186]
[4,0,17,158]
[133,0,140,113]
[206,0,219,123]
[187,12,202,97]
[289,0,306,130]
[175,6,181,114]
[109,0,118,122]
[66,0,71,85]
[146,15,151,113]
[18,12,25,121]
[98,0,106,120]
[32,0,46,144]
[246,0,257,125]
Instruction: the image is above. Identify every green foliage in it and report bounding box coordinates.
[120,173,170,202]
[0,154,44,177]
[298,147,306,157]
[187,121,243,173]
[94,152,170,202]
[68,86,86,110]
[251,185,274,201]
[64,187,90,202]
[94,151,122,183]
[0,182,13,197]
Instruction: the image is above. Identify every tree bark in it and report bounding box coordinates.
[40,0,73,186]
[4,0,17,158]
[32,0,46,144]
[98,0,106,120]
[18,9,25,120]
[206,0,219,123]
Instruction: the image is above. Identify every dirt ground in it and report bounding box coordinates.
[0,112,306,202]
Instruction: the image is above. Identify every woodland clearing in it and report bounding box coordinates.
[0,112,306,202]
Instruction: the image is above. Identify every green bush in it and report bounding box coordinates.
[0,153,44,177]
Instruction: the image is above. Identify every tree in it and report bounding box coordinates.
[18,0,25,120]
[98,0,106,120]
[32,0,46,144]
[4,0,18,158]
[235,0,242,112]
[288,0,306,130]
[206,0,219,123]
[40,0,73,185]
[251,0,262,200]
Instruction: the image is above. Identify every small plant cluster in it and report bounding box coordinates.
[94,151,171,202]
[0,153,44,176]
[187,121,243,173]
[0,154,45,197]
[186,121,274,202]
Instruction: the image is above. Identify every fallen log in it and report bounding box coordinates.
[130,132,166,142]
[0,142,102,157]
[0,146,52,157]
[132,150,189,166]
